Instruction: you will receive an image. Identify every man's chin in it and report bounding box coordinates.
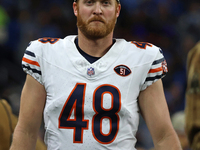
[89,22,105,28]
[87,26,106,35]
[84,30,108,40]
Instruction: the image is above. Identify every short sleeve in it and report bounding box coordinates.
[21,41,43,84]
[141,49,168,91]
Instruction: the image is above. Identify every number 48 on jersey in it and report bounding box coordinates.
[59,83,121,144]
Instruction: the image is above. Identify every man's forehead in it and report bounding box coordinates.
[74,0,120,3]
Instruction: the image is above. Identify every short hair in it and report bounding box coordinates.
[74,0,120,4]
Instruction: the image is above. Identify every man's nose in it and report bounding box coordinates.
[93,2,103,15]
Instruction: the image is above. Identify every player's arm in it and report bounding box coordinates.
[10,74,46,150]
[138,79,182,150]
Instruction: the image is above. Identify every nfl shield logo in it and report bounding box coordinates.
[87,67,95,76]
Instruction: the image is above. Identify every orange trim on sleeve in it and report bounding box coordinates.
[148,67,163,73]
[22,57,40,67]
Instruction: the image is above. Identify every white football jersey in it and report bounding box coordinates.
[22,35,167,150]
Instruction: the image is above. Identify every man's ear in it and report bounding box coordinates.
[116,4,121,18]
[73,2,78,16]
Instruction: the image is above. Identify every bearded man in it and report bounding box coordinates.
[10,0,181,150]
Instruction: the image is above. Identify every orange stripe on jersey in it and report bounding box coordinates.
[22,57,40,67]
[148,67,163,73]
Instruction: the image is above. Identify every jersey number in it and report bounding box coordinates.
[38,37,59,44]
[59,83,121,144]
[131,41,152,49]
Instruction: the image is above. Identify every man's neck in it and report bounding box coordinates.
[77,30,114,58]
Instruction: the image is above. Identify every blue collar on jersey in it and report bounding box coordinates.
[74,38,100,64]
[74,38,116,64]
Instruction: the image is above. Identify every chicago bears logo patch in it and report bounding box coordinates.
[114,65,131,77]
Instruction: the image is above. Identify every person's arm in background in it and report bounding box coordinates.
[138,79,182,150]
[10,74,46,150]
[185,41,200,150]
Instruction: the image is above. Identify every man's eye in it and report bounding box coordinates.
[102,1,110,6]
[86,0,94,5]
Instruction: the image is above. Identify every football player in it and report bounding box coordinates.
[10,0,182,149]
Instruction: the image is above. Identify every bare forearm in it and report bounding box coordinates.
[154,131,182,150]
[10,127,38,150]
[10,75,46,150]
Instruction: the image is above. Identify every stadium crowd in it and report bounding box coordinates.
[0,0,199,149]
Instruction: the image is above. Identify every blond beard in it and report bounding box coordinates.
[77,13,117,40]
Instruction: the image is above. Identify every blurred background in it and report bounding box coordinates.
[0,0,199,149]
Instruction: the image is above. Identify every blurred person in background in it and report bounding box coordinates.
[185,41,200,150]
[0,5,9,45]
[171,111,190,150]
[0,98,47,150]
